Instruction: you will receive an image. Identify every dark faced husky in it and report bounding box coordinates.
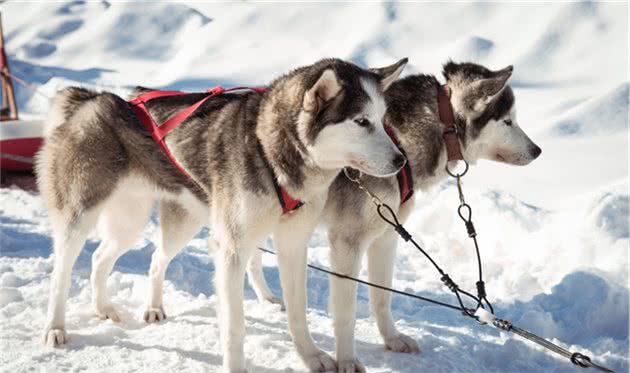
[37,58,408,372]
[320,61,541,372]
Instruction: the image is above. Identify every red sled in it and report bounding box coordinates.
[0,120,44,189]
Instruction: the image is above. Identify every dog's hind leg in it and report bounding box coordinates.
[38,90,129,346]
[144,200,203,323]
[367,231,420,353]
[44,207,101,347]
[246,250,283,307]
[91,182,154,322]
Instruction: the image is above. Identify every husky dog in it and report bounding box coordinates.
[321,61,542,372]
[37,58,408,372]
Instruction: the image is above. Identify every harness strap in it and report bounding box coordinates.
[384,125,414,206]
[129,102,193,178]
[256,142,304,214]
[128,85,302,215]
[128,90,187,104]
[438,85,464,162]
[156,94,216,140]
[279,186,304,213]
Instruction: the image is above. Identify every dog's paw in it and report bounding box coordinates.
[264,296,285,311]
[95,303,121,322]
[44,328,67,347]
[385,333,420,353]
[303,350,337,372]
[143,306,167,323]
[337,358,366,373]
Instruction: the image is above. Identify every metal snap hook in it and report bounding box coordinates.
[343,167,384,207]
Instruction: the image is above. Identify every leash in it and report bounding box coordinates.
[446,161,494,314]
[338,164,615,373]
[344,167,482,318]
[257,246,467,312]
[0,70,51,99]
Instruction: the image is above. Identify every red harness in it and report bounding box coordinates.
[384,126,414,206]
[128,86,303,215]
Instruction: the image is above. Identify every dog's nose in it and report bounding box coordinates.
[529,145,542,159]
[392,154,407,169]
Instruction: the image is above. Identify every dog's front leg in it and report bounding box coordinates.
[274,210,336,372]
[214,220,254,373]
[329,233,367,373]
[367,231,420,353]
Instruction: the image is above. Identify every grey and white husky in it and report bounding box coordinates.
[139,60,542,372]
[321,61,541,372]
[37,58,408,372]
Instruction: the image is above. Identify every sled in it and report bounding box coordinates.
[0,119,44,170]
[0,13,43,189]
[0,119,43,189]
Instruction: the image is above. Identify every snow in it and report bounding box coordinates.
[0,1,628,372]
[550,83,629,137]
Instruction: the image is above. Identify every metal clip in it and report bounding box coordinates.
[343,168,384,208]
[456,176,466,205]
[492,318,513,331]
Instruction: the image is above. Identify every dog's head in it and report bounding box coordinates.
[443,61,541,166]
[295,58,408,177]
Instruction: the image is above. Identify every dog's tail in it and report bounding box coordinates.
[44,87,99,137]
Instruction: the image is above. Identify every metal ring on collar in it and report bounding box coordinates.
[446,160,469,178]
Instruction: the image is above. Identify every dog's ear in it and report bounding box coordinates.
[477,65,513,102]
[370,58,408,91]
[442,60,458,82]
[303,69,343,113]
[473,65,514,106]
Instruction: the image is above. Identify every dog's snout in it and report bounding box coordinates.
[392,154,407,170]
[529,145,542,159]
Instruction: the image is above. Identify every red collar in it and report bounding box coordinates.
[384,126,414,206]
[129,86,302,215]
[438,85,464,162]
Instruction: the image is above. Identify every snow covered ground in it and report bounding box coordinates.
[0,2,628,372]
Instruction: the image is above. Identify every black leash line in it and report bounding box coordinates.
[257,247,470,312]
[375,202,482,318]
[344,167,483,318]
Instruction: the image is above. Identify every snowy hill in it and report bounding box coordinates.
[0,2,628,373]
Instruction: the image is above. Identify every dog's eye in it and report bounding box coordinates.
[504,119,513,126]
[354,118,371,127]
